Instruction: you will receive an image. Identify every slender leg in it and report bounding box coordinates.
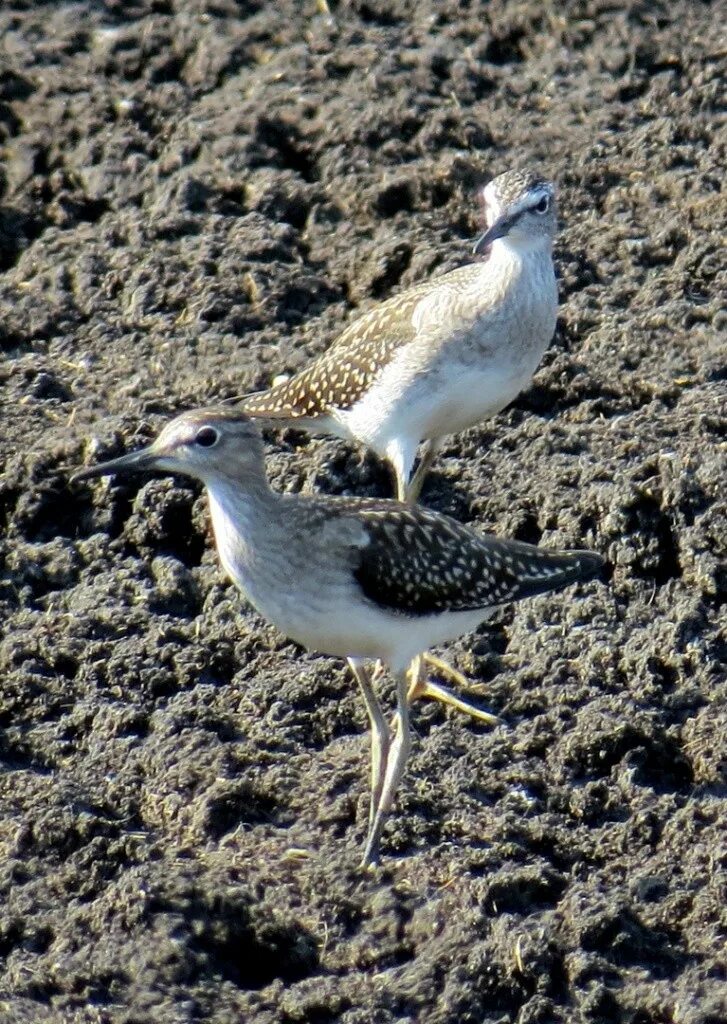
[393,466,407,503]
[389,656,423,734]
[386,438,418,504]
[414,653,500,725]
[362,666,412,868]
[398,435,497,719]
[384,654,499,728]
[347,658,391,839]
[405,438,441,504]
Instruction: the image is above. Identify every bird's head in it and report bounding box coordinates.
[72,408,266,487]
[474,169,557,256]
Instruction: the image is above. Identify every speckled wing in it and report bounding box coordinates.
[240,279,436,419]
[350,506,604,616]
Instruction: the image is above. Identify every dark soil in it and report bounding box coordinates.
[1,1,725,1022]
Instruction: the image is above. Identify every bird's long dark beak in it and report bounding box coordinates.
[473,214,511,255]
[71,445,159,484]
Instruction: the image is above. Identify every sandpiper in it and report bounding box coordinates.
[241,167,558,504]
[73,408,604,866]
[242,166,559,716]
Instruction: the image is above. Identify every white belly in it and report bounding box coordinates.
[415,358,535,439]
[208,487,495,676]
[284,599,492,677]
[337,350,539,459]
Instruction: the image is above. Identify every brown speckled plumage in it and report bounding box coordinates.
[239,167,559,503]
[241,276,440,418]
[490,168,551,209]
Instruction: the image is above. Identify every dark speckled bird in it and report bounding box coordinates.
[73,408,604,866]
[241,167,558,504]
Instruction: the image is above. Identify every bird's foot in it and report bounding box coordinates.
[412,652,500,725]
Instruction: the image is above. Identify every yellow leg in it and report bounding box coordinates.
[348,658,391,840]
[361,668,411,867]
[404,439,441,504]
[378,655,499,728]
[409,653,500,725]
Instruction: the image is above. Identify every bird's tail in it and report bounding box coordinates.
[238,367,325,421]
[491,539,606,601]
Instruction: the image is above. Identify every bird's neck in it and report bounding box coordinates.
[204,474,283,587]
[487,235,552,267]
[469,236,554,314]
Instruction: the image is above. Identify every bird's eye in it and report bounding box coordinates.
[534,195,550,214]
[195,426,219,448]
